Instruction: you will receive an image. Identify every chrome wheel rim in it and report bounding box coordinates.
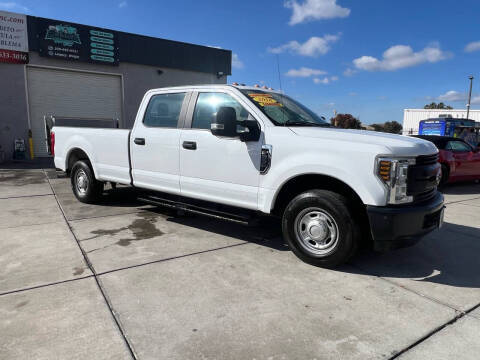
[75,169,89,195]
[294,207,339,256]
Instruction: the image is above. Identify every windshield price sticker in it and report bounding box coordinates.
[248,93,283,107]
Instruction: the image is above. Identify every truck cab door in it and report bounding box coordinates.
[130,91,191,194]
[179,91,263,210]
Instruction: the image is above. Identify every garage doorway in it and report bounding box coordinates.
[26,66,123,157]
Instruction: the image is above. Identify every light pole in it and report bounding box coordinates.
[466,75,474,119]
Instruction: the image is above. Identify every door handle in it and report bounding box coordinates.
[134,138,145,145]
[182,141,197,150]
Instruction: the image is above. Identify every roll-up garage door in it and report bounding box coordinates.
[26,67,122,157]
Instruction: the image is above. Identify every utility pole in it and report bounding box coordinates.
[466,75,474,119]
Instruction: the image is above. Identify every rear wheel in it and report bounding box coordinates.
[71,160,103,203]
[282,190,359,268]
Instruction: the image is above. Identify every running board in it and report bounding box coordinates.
[137,194,255,225]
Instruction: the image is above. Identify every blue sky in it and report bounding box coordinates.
[2,0,480,124]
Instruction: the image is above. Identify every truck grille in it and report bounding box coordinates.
[416,154,439,166]
[408,154,440,203]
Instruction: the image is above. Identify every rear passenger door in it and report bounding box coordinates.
[131,91,190,194]
[179,90,263,210]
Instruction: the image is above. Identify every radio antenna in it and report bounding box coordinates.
[276,54,283,93]
[276,54,287,125]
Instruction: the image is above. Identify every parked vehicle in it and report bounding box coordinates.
[47,85,444,267]
[418,118,477,137]
[413,135,480,185]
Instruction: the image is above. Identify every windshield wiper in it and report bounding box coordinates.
[285,121,330,127]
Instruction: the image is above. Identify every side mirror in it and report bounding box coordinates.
[211,107,261,142]
[211,106,238,137]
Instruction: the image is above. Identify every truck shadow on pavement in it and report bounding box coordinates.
[54,177,480,288]
[144,207,289,252]
[347,222,480,289]
[153,206,480,289]
[144,207,480,291]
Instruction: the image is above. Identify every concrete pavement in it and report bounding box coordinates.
[0,168,479,359]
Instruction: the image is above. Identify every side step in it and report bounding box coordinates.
[137,194,256,225]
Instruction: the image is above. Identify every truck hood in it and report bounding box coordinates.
[289,127,437,156]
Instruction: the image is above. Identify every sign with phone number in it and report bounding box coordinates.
[0,49,28,63]
[0,11,29,64]
[37,18,119,65]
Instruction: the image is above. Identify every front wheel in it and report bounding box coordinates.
[71,160,103,204]
[282,190,359,268]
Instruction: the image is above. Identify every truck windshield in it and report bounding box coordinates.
[240,89,329,127]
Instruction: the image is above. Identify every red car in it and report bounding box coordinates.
[414,135,480,184]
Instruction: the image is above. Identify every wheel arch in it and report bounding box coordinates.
[66,148,94,176]
[271,173,366,217]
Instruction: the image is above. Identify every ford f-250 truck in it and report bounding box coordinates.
[49,85,444,267]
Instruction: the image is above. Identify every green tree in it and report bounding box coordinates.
[330,114,362,129]
[383,121,403,134]
[424,102,453,109]
[370,121,403,134]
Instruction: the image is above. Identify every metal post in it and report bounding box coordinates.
[467,75,474,119]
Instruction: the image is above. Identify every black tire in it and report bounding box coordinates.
[282,190,359,268]
[440,164,449,187]
[71,160,103,204]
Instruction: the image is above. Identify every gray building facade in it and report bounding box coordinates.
[0,13,231,160]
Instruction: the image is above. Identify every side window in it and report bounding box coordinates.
[446,141,472,152]
[143,93,186,128]
[192,92,249,130]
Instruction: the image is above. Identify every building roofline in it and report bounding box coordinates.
[26,15,231,75]
[404,108,480,112]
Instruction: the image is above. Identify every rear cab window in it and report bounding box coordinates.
[143,92,186,128]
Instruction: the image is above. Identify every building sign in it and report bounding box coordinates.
[0,11,29,64]
[37,19,119,65]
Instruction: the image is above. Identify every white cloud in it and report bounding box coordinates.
[313,75,338,84]
[286,67,326,77]
[285,0,350,25]
[314,77,329,84]
[353,44,450,72]
[343,68,357,77]
[437,90,466,102]
[118,1,127,8]
[232,53,244,69]
[0,2,28,12]
[465,41,480,53]
[268,34,340,57]
[430,90,480,105]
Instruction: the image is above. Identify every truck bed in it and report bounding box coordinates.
[53,127,131,185]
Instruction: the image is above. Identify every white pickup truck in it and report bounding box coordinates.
[49,84,444,267]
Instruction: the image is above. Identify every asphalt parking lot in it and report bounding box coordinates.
[1,168,479,359]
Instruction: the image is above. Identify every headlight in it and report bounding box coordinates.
[376,157,416,204]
